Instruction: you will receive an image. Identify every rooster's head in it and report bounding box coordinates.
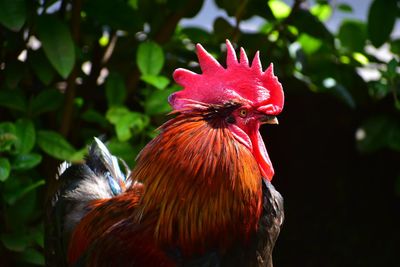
[169,40,284,181]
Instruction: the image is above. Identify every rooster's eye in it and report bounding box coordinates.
[238,109,248,118]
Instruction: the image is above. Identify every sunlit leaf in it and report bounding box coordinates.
[137,41,164,76]
[0,0,26,31]
[106,107,149,141]
[141,75,170,90]
[268,0,291,20]
[298,33,322,54]
[352,52,369,65]
[311,4,332,21]
[37,15,75,78]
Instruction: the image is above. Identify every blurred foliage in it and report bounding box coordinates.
[0,0,399,266]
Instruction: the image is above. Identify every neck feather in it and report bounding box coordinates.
[131,112,262,255]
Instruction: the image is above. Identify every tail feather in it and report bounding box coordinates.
[45,138,131,267]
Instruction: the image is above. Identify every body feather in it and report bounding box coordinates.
[66,111,264,265]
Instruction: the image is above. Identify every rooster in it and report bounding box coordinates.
[45,40,285,267]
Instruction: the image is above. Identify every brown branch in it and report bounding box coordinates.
[59,0,81,137]
[231,0,249,43]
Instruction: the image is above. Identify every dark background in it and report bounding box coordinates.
[0,0,399,266]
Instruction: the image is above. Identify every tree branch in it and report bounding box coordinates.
[59,0,82,137]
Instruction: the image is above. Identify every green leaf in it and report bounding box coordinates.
[14,119,35,154]
[181,27,211,44]
[145,86,177,115]
[2,175,43,205]
[0,158,11,182]
[291,9,334,44]
[268,0,291,20]
[337,3,353,13]
[107,139,137,167]
[357,116,400,152]
[0,89,27,112]
[298,33,322,54]
[390,39,400,55]
[82,109,109,128]
[12,153,42,170]
[329,83,356,109]
[386,58,398,80]
[20,248,45,265]
[30,89,63,116]
[29,50,56,85]
[105,72,127,107]
[352,52,369,65]
[4,60,25,89]
[338,20,367,52]
[367,0,397,48]
[0,122,17,152]
[85,0,141,32]
[37,130,77,161]
[0,0,27,31]
[141,75,170,90]
[0,232,29,252]
[36,15,75,78]
[311,3,332,21]
[30,225,44,248]
[137,41,164,76]
[106,107,149,141]
[128,0,138,9]
[69,147,86,162]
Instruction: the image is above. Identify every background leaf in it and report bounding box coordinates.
[141,75,170,90]
[12,153,42,170]
[0,158,11,182]
[137,41,164,76]
[36,15,75,78]
[367,0,397,47]
[14,119,35,154]
[0,89,27,112]
[37,131,77,161]
[105,72,127,107]
[0,0,26,31]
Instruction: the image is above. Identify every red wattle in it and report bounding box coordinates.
[250,131,274,181]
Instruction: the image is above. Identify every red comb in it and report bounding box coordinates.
[169,40,284,115]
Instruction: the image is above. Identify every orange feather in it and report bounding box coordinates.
[68,110,263,264]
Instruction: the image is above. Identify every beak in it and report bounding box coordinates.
[259,115,279,125]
